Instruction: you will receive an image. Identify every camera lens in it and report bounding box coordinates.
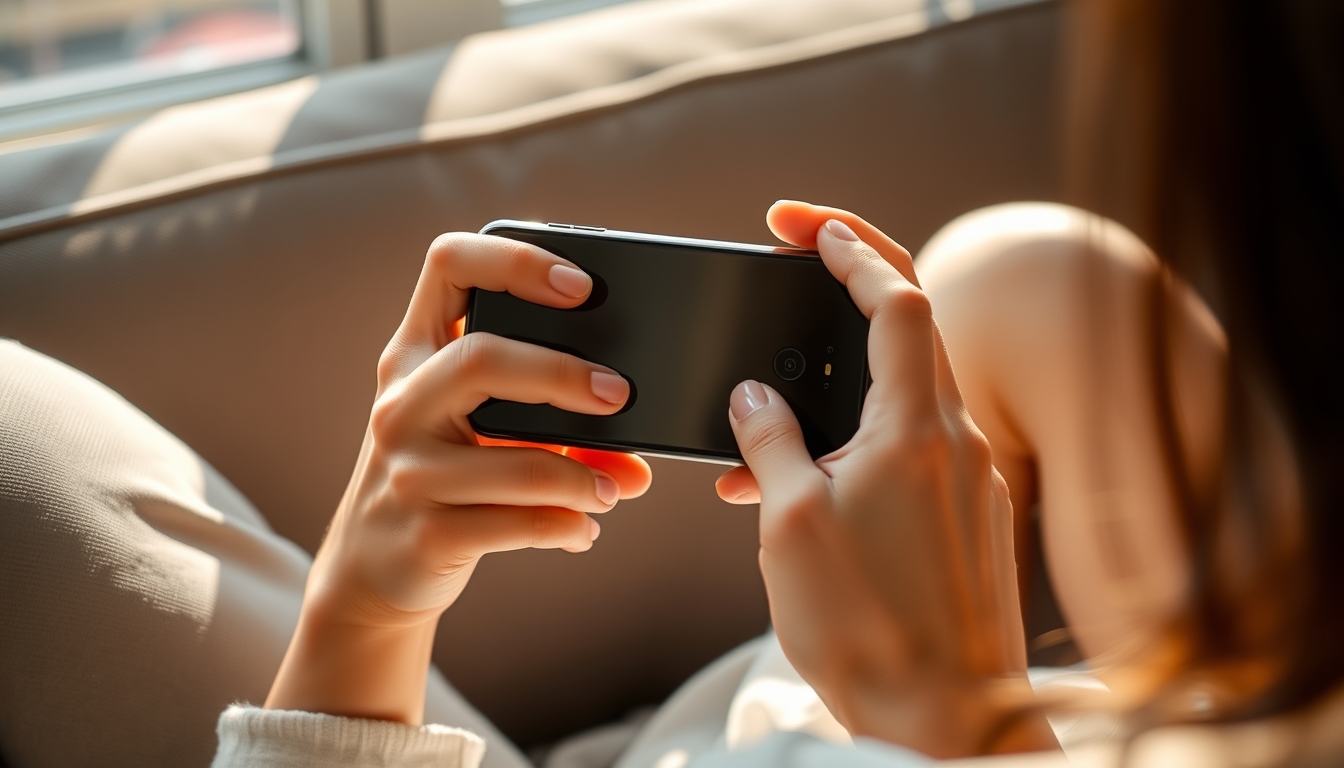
[773,348,806,381]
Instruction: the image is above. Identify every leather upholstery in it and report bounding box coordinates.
[0,0,1061,747]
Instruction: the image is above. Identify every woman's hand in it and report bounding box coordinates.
[715,202,1056,758]
[266,233,651,724]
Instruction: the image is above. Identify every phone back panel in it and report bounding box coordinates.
[466,222,869,461]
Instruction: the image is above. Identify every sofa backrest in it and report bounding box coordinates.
[0,0,1061,746]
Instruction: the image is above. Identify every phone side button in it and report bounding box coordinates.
[547,222,574,229]
[571,224,607,232]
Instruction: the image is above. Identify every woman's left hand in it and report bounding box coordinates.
[265,232,651,725]
[715,201,1056,758]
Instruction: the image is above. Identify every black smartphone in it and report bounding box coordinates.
[465,220,870,462]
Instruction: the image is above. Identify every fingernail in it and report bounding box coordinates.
[823,219,859,242]
[549,264,592,298]
[589,517,602,541]
[730,380,769,422]
[591,371,629,404]
[593,471,619,506]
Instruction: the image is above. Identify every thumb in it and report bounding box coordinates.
[728,381,819,498]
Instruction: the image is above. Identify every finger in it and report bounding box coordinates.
[766,200,918,286]
[715,466,760,505]
[815,219,940,421]
[727,381,820,501]
[770,201,954,418]
[383,333,630,432]
[475,438,653,499]
[560,447,653,499]
[431,505,601,558]
[396,444,621,514]
[768,197,946,419]
[384,232,594,380]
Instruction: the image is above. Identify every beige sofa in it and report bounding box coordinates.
[0,0,1061,758]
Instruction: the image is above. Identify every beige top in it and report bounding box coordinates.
[208,635,1089,768]
[210,633,1344,768]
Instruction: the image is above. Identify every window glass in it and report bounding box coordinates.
[0,0,302,109]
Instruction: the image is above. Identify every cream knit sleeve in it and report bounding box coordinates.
[211,705,487,768]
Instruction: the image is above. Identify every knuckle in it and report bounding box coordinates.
[502,241,536,274]
[881,417,994,479]
[449,332,496,378]
[878,283,933,322]
[854,241,885,264]
[883,419,953,467]
[485,239,538,285]
[850,242,892,276]
[772,478,831,536]
[742,417,796,458]
[963,429,994,470]
[838,243,878,278]
[523,451,565,496]
[376,348,399,386]
[553,351,576,383]
[369,388,406,444]
[375,340,411,388]
[426,231,466,266]
[530,509,558,548]
[385,456,421,505]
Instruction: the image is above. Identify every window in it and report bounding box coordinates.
[0,0,643,140]
[0,0,303,108]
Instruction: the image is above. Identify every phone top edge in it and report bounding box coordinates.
[478,219,817,259]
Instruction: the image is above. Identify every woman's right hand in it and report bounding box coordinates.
[266,232,651,725]
[715,202,1056,758]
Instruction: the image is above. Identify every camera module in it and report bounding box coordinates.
[773,347,806,381]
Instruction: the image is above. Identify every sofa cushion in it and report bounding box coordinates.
[0,0,1045,236]
[0,341,525,767]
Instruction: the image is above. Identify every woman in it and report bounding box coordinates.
[213,0,1344,765]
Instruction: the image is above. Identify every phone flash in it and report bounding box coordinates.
[824,363,832,376]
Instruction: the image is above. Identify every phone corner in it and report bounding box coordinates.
[478,218,532,235]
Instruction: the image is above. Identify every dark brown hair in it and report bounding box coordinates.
[1068,0,1344,728]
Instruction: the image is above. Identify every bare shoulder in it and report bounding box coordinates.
[915,202,1226,445]
[913,203,1228,659]
[911,203,1175,463]
[918,203,1155,305]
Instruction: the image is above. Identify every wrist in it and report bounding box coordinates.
[830,674,1058,759]
[266,603,440,724]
